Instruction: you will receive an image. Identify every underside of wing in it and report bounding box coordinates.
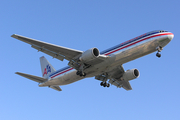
[49,85,62,91]
[109,80,132,90]
[11,34,83,61]
[109,66,133,90]
[121,81,132,90]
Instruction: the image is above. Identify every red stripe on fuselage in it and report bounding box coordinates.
[51,68,74,78]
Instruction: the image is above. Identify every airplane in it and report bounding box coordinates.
[12,30,174,91]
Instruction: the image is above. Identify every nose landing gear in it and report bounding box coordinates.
[156,46,163,58]
[156,52,161,58]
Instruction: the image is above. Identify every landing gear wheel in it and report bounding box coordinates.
[156,46,163,58]
[80,73,83,77]
[100,82,104,86]
[156,53,161,58]
[83,72,86,77]
[76,71,80,75]
[100,82,110,88]
[78,71,86,77]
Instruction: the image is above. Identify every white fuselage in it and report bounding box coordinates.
[39,31,174,87]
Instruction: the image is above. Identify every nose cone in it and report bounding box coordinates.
[168,33,174,41]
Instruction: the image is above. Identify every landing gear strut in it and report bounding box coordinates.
[100,82,110,88]
[76,71,86,77]
[156,46,163,58]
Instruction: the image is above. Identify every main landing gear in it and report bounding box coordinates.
[100,82,110,87]
[76,71,86,77]
[156,46,163,58]
[95,73,110,88]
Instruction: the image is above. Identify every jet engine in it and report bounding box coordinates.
[79,48,100,62]
[122,69,140,81]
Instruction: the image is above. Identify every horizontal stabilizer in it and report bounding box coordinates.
[16,72,62,91]
[16,72,47,83]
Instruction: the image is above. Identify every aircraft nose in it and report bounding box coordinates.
[168,33,174,41]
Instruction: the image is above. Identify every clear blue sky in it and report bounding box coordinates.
[1,0,180,120]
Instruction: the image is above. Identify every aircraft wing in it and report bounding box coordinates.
[11,34,83,61]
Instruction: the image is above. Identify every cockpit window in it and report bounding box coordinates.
[159,30,168,33]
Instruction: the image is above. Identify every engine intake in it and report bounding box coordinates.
[122,69,140,81]
[79,48,100,62]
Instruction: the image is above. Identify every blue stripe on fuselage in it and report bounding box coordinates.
[49,66,71,78]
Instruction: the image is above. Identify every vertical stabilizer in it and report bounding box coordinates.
[40,56,56,78]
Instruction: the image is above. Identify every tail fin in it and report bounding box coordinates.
[40,56,56,78]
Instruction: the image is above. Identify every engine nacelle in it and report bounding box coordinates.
[122,69,140,81]
[79,48,100,63]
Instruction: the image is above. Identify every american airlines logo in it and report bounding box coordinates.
[43,64,51,76]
